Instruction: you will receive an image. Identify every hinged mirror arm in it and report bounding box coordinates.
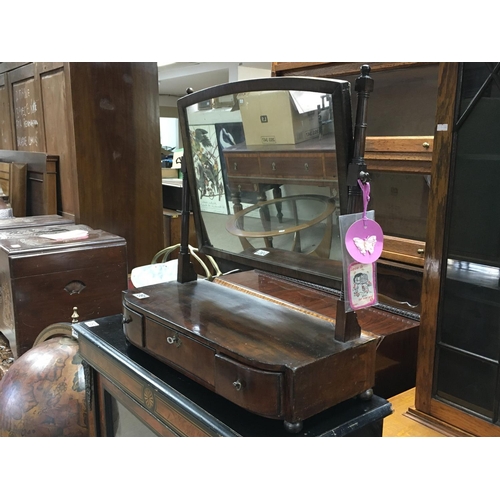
[177,155,197,283]
[336,65,374,343]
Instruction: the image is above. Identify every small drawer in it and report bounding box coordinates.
[145,318,215,387]
[224,153,260,177]
[228,180,258,194]
[122,305,145,347]
[260,154,324,179]
[324,152,338,179]
[214,354,283,418]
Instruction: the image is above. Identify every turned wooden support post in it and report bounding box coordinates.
[336,65,374,343]
[346,64,374,214]
[177,155,197,283]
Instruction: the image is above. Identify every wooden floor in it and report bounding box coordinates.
[383,387,447,437]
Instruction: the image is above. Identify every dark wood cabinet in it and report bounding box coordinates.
[0,224,127,358]
[0,150,59,216]
[0,62,164,270]
[412,62,500,436]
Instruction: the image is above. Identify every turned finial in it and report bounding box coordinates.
[71,307,79,323]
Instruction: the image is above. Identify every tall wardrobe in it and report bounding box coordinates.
[0,62,164,271]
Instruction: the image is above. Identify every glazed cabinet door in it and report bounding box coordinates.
[415,62,500,436]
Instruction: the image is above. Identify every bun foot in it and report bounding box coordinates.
[358,388,374,401]
[284,420,303,433]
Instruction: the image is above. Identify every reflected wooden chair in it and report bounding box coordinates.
[0,161,27,217]
[150,243,222,281]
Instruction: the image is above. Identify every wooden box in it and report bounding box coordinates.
[123,279,377,430]
[0,224,128,358]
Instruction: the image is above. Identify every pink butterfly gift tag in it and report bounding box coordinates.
[345,180,384,264]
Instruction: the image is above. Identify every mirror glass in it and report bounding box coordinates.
[182,84,348,288]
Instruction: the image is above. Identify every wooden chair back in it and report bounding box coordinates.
[0,161,27,217]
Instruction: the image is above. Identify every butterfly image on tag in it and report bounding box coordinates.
[353,235,377,256]
[345,218,383,264]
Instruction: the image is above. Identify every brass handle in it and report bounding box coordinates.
[233,162,238,170]
[233,380,242,391]
[417,248,425,255]
[422,142,430,149]
[271,162,276,171]
[304,163,309,171]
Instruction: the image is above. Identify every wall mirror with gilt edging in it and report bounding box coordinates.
[177,77,354,291]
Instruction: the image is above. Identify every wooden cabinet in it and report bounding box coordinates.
[0,223,127,358]
[0,62,164,270]
[0,150,58,216]
[273,62,439,281]
[411,62,500,436]
[122,279,378,427]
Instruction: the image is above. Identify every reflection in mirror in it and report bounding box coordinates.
[182,82,349,288]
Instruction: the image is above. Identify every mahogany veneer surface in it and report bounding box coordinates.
[215,270,420,398]
[122,278,377,424]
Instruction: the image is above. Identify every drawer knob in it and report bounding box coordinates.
[122,316,132,324]
[233,379,243,391]
[422,142,430,149]
[166,333,182,347]
[417,248,425,255]
[233,162,238,170]
[271,162,276,171]
[304,163,309,171]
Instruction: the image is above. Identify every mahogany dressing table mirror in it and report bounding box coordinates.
[122,73,379,432]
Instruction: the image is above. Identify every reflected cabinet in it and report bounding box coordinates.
[412,62,500,436]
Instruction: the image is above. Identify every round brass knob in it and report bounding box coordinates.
[233,380,242,391]
[417,248,425,255]
[422,142,430,149]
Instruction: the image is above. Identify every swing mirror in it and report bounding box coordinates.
[177,77,354,290]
